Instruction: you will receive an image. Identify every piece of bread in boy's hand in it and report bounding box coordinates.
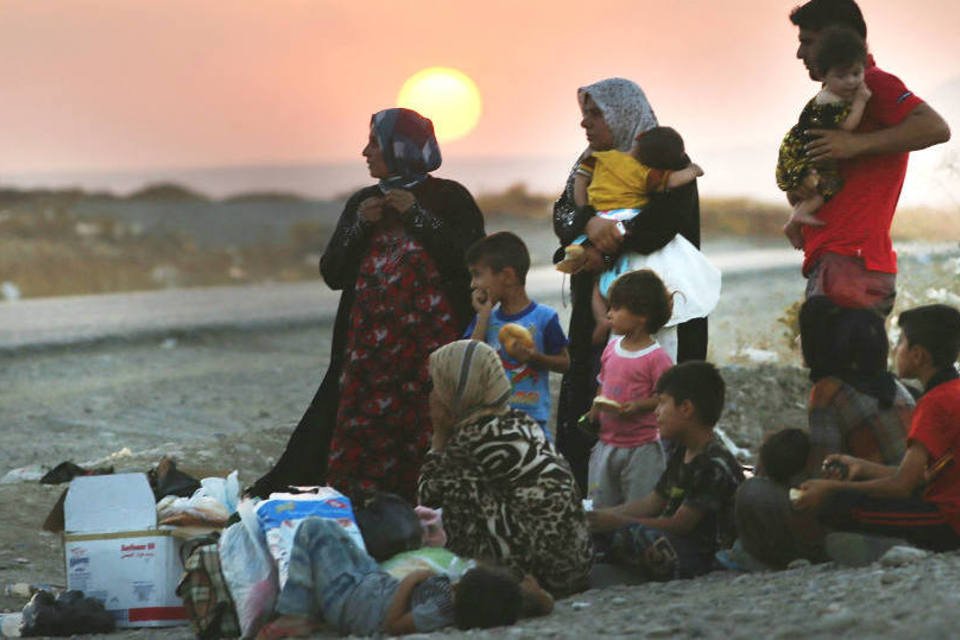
[592,396,622,413]
[788,488,805,504]
[498,323,534,359]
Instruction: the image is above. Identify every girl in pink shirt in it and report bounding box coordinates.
[585,269,675,508]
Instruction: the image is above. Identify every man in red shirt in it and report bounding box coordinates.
[788,0,951,315]
[796,304,960,554]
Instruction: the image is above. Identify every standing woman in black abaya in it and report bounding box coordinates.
[250,108,485,502]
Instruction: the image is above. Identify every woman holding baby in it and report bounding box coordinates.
[552,77,712,492]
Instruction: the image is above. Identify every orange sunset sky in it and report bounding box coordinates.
[1,0,957,204]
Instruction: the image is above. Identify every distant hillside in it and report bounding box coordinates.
[1,180,954,301]
[127,182,209,202]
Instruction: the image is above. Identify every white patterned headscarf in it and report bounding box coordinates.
[429,340,512,429]
[578,78,658,152]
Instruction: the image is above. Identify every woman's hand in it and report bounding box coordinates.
[383,189,417,214]
[585,216,624,255]
[357,196,384,223]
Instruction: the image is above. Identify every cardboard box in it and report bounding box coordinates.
[63,473,188,628]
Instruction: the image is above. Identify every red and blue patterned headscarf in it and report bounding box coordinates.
[371,108,442,192]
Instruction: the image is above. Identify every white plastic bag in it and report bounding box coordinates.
[200,471,241,515]
[219,499,278,638]
[157,494,230,525]
[156,471,241,525]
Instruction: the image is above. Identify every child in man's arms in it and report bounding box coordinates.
[777,26,872,248]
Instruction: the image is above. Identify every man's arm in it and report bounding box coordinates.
[822,453,897,482]
[796,443,929,510]
[806,103,951,161]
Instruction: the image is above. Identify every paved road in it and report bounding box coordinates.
[0,246,806,350]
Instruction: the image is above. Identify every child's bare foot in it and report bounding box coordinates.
[256,615,320,640]
[790,194,826,228]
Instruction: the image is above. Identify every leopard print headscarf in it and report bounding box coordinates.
[429,340,511,429]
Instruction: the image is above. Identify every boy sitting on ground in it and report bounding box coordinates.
[465,232,570,441]
[795,304,960,555]
[587,361,745,580]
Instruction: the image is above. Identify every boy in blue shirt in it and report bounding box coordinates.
[464,232,570,441]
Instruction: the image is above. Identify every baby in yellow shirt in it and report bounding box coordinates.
[557,127,708,348]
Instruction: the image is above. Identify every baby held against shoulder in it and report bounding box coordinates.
[556,126,706,348]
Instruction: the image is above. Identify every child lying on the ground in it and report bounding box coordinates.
[256,517,553,639]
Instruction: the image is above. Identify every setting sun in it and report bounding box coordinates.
[397,67,482,143]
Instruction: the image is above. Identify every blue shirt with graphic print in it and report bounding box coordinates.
[464,301,568,429]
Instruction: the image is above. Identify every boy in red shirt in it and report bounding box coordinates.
[796,304,960,552]
[788,0,951,314]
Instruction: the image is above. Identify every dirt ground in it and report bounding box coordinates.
[1,248,958,638]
